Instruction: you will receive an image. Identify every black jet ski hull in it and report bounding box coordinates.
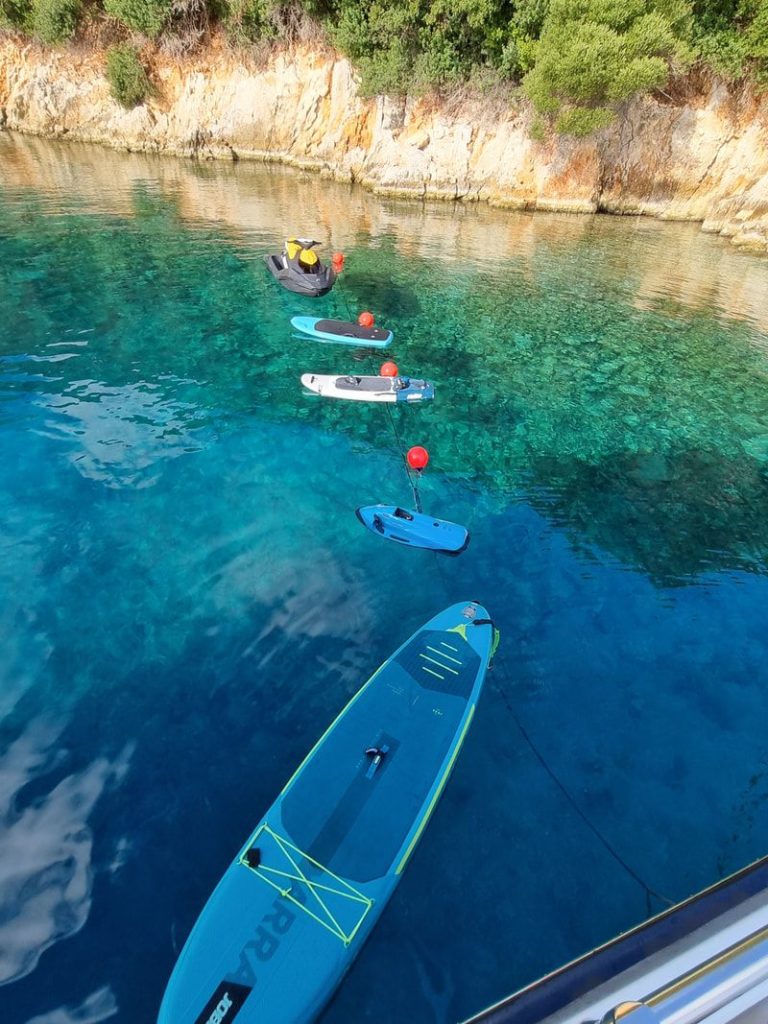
[264,254,336,297]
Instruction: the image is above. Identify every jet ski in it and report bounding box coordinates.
[264,238,336,297]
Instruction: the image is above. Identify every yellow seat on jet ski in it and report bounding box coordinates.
[299,249,319,268]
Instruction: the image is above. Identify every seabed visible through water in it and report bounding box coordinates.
[1,131,768,1023]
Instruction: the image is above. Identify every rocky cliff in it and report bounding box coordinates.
[1,35,767,252]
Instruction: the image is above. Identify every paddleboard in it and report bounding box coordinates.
[291,316,393,348]
[301,373,434,403]
[356,505,470,554]
[158,602,496,1024]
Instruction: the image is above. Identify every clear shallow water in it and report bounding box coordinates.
[2,131,768,1024]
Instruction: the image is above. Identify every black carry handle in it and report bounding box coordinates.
[471,618,501,666]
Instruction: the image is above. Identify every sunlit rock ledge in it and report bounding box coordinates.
[1,35,766,253]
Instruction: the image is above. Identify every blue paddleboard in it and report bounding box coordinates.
[291,316,393,348]
[158,602,497,1024]
[356,505,470,554]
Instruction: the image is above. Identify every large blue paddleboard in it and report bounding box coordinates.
[158,602,497,1024]
[291,316,393,348]
[356,505,470,554]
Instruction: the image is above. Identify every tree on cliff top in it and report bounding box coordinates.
[690,0,768,80]
[523,0,694,136]
[330,0,521,95]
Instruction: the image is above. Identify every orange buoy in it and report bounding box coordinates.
[407,446,429,470]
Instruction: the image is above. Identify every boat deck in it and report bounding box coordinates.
[463,856,768,1024]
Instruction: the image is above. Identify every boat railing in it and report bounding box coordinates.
[461,855,768,1024]
[599,922,768,1024]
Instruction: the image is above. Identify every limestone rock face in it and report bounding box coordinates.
[1,36,767,252]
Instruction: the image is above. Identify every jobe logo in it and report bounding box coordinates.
[205,992,233,1024]
[194,982,252,1024]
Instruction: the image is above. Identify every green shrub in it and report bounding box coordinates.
[688,0,768,79]
[224,0,275,43]
[32,0,81,42]
[744,0,768,80]
[330,0,519,95]
[328,1,369,62]
[498,32,538,78]
[694,26,750,76]
[529,113,547,140]
[555,105,616,135]
[104,0,171,36]
[329,1,419,95]
[496,0,549,77]
[411,38,467,90]
[524,0,693,135]
[0,0,33,30]
[513,0,550,37]
[355,43,414,97]
[106,44,153,106]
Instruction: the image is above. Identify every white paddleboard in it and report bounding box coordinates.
[301,373,434,403]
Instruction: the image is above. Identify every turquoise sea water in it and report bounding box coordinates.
[2,131,768,1024]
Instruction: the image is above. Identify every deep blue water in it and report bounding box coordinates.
[1,132,768,1024]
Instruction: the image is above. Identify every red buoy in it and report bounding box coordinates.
[407,446,429,470]
[332,252,345,271]
[358,311,375,328]
[380,361,398,377]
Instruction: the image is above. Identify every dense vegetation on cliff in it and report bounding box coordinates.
[1,0,767,131]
